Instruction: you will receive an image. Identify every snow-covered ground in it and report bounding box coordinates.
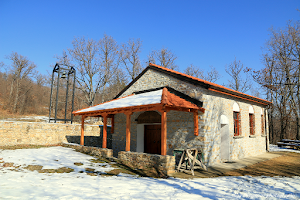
[3,115,49,122]
[0,146,300,199]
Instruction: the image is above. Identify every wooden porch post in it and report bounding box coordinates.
[102,114,108,148]
[161,110,167,156]
[80,115,86,145]
[193,111,199,136]
[125,112,132,151]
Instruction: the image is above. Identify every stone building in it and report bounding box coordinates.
[73,63,271,165]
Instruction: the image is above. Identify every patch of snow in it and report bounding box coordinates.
[117,173,139,178]
[4,115,49,122]
[0,147,300,199]
[269,144,300,154]
[0,146,115,173]
[75,89,163,113]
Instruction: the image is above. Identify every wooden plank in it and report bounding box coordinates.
[102,114,107,148]
[282,139,300,143]
[125,112,132,151]
[192,149,198,169]
[193,111,198,136]
[186,149,207,171]
[80,115,85,145]
[277,142,299,147]
[177,151,186,172]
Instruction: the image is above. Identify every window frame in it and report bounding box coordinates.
[249,113,255,135]
[233,111,240,136]
[261,113,265,135]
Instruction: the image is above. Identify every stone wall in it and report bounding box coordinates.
[115,68,268,165]
[118,151,175,177]
[62,143,113,158]
[0,121,111,147]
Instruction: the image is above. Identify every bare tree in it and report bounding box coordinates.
[148,47,178,70]
[205,66,221,83]
[57,35,117,107]
[104,68,128,100]
[253,21,300,141]
[6,52,36,113]
[225,57,251,93]
[119,38,142,81]
[98,34,118,102]
[0,62,4,70]
[184,64,221,82]
[68,37,100,106]
[184,64,204,78]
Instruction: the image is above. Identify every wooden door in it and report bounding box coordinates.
[144,125,161,155]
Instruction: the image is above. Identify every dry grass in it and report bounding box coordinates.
[0,144,62,150]
[24,165,74,173]
[223,152,300,177]
[0,109,19,120]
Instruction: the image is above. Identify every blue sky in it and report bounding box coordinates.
[0,0,299,93]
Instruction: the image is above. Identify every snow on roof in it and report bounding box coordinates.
[75,89,163,114]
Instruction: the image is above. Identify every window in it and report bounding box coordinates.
[249,113,254,135]
[261,108,265,135]
[249,106,255,136]
[233,102,241,136]
[234,111,240,136]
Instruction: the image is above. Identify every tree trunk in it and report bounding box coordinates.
[13,79,20,113]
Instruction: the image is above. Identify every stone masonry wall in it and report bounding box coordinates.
[116,69,268,165]
[62,143,113,158]
[0,121,110,147]
[118,151,175,177]
[112,112,139,157]
[112,110,205,157]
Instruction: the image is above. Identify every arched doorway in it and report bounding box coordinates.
[220,114,230,161]
[136,111,161,154]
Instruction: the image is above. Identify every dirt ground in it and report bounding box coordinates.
[223,152,300,177]
[171,151,300,179]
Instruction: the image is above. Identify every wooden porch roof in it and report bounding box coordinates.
[73,87,205,117]
[73,87,204,155]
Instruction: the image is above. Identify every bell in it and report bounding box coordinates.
[61,72,67,79]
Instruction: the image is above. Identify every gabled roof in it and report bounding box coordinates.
[115,63,272,106]
[73,87,205,116]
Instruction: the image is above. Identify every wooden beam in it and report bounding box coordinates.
[125,112,132,151]
[161,110,167,155]
[80,115,85,145]
[194,111,199,136]
[102,114,108,148]
[111,115,114,134]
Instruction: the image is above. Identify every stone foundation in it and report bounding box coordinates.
[118,151,175,177]
[62,143,113,158]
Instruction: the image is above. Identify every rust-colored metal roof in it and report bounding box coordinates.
[73,87,204,116]
[115,63,271,106]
